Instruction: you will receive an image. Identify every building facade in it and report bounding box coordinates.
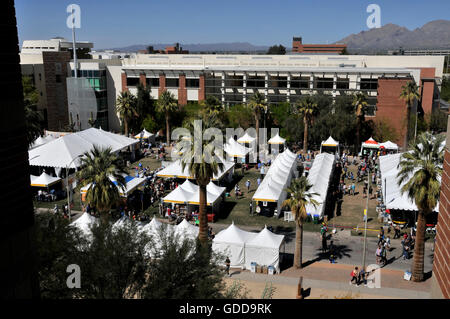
[291,37,347,54]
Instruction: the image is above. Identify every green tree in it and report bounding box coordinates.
[283,177,319,268]
[76,146,127,221]
[226,104,254,129]
[397,132,444,282]
[373,118,399,143]
[179,120,224,245]
[399,81,420,148]
[156,90,178,145]
[352,92,369,152]
[22,76,43,146]
[248,92,267,143]
[297,97,318,152]
[116,91,138,136]
[267,45,286,55]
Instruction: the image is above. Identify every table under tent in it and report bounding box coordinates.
[252,149,298,217]
[304,153,335,221]
[360,137,380,157]
[379,153,439,228]
[244,226,285,274]
[320,136,340,155]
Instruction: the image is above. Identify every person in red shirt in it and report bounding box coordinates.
[350,267,358,285]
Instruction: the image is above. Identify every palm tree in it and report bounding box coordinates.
[283,177,319,268]
[352,92,368,152]
[116,91,138,136]
[396,132,444,282]
[77,146,127,222]
[248,91,267,143]
[156,90,178,145]
[400,81,420,148]
[202,95,222,115]
[179,119,224,244]
[297,97,318,153]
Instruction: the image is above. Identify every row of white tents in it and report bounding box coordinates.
[80,174,147,198]
[305,153,336,219]
[379,152,440,212]
[212,222,285,272]
[252,149,298,213]
[162,179,226,207]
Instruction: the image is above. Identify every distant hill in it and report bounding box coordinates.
[336,20,450,53]
[104,42,270,53]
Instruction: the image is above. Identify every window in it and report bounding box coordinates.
[360,78,378,90]
[271,76,287,88]
[315,78,333,89]
[126,77,139,87]
[336,78,350,89]
[147,78,159,87]
[247,76,265,88]
[55,75,62,83]
[186,79,199,88]
[290,77,309,89]
[166,78,179,88]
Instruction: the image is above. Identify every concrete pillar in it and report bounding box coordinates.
[287,73,291,102]
[243,72,247,103]
[221,72,226,107]
[356,73,361,90]
[264,72,269,102]
[309,74,314,94]
[178,73,187,106]
[332,73,337,99]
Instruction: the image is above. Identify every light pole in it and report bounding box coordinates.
[66,155,82,221]
[362,167,370,270]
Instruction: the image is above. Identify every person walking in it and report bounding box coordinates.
[358,268,367,286]
[249,202,253,215]
[225,257,231,277]
[350,267,358,285]
[321,224,328,252]
[245,179,251,193]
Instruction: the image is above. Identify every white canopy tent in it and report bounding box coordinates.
[212,222,258,268]
[162,179,226,206]
[305,152,335,219]
[175,219,199,240]
[244,226,285,273]
[268,133,286,145]
[237,132,256,144]
[134,129,156,144]
[30,172,62,187]
[156,158,235,182]
[360,137,380,155]
[252,148,298,214]
[29,135,57,150]
[224,137,251,158]
[380,141,399,152]
[29,127,139,169]
[320,136,340,154]
[80,175,146,198]
[70,212,98,238]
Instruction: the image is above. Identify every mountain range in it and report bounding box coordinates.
[104,20,450,53]
[335,20,450,53]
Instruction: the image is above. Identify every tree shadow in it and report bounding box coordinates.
[302,287,311,299]
[280,252,293,271]
[424,271,432,281]
[216,201,237,220]
[302,244,353,268]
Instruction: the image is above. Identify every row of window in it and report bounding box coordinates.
[126,78,200,88]
[72,70,106,78]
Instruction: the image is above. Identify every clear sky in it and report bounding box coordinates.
[15,0,450,50]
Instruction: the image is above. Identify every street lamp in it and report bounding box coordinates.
[66,155,83,221]
[362,167,370,270]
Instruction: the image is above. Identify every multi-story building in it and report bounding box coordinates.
[291,37,347,54]
[106,53,444,148]
[20,38,94,131]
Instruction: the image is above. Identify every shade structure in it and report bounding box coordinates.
[174,219,199,240]
[379,152,440,212]
[305,152,335,218]
[379,141,399,151]
[156,158,235,181]
[30,172,62,187]
[268,133,286,145]
[237,132,256,144]
[70,212,98,238]
[212,222,258,268]
[29,127,139,169]
[361,137,380,150]
[244,226,285,273]
[321,136,339,147]
[30,174,39,183]
[29,135,56,150]
[80,175,146,198]
[224,137,251,158]
[162,179,226,206]
[252,148,298,213]
[134,129,154,139]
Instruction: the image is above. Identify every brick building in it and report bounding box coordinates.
[292,37,347,54]
[431,115,450,298]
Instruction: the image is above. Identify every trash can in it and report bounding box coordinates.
[268,266,275,275]
[250,262,256,273]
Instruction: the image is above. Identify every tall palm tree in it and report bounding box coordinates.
[397,132,444,282]
[248,91,267,143]
[283,177,319,268]
[77,146,127,222]
[400,81,420,148]
[352,92,368,152]
[202,95,222,115]
[297,97,318,153]
[116,91,138,136]
[179,119,224,244]
[156,90,178,145]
